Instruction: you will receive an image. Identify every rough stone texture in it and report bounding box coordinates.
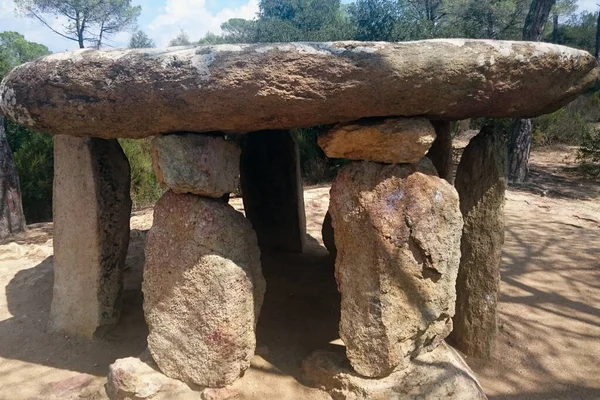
[50,135,131,338]
[449,127,507,359]
[302,342,488,400]
[201,387,240,400]
[318,117,435,163]
[106,353,196,400]
[143,191,265,387]
[152,133,240,198]
[426,120,453,182]
[1,40,597,138]
[329,159,463,378]
[321,211,336,256]
[241,130,306,253]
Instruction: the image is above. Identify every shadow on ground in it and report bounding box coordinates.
[0,223,340,398]
[465,188,600,399]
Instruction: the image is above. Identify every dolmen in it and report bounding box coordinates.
[1,39,597,400]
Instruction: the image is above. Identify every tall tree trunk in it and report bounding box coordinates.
[522,0,555,41]
[552,13,558,43]
[508,119,533,182]
[0,116,26,238]
[508,0,556,182]
[595,8,600,59]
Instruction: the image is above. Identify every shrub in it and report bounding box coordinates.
[12,131,54,223]
[577,127,600,177]
[118,138,164,208]
[294,126,346,184]
[6,120,54,223]
[533,108,589,147]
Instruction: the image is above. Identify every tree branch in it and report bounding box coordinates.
[29,10,79,43]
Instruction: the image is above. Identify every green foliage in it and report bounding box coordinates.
[553,11,597,53]
[129,30,155,48]
[4,117,53,223]
[347,0,402,41]
[532,93,600,147]
[1,32,54,223]
[0,31,50,76]
[169,30,192,46]
[533,108,588,146]
[577,128,600,176]
[12,131,54,223]
[441,0,528,39]
[15,0,140,48]
[118,139,165,208]
[260,0,340,31]
[294,126,347,184]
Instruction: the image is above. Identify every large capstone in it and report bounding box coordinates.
[240,130,306,253]
[1,40,597,138]
[302,342,487,400]
[50,135,131,338]
[450,126,507,358]
[318,117,436,164]
[152,133,240,198]
[329,159,463,378]
[143,191,265,387]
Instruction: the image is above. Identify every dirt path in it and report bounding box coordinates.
[0,147,598,399]
[468,148,600,400]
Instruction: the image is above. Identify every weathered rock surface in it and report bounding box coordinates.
[450,127,507,358]
[1,40,597,138]
[329,159,463,378]
[302,342,487,400]
[318,117,435,163]
[201,387,240,400]
[143,191,265,387]
[50,135,131,338]
[426,120,454,182]
[241,130,306,253]
[321,211,336,256]
[152,133,240,198]
[106,354,196,400]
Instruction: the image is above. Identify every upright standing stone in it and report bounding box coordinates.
[426,120,453,182]
[241,130,306,253]
[50,135,131,338]
[329,159,463,378]
[450,126,507,359]
[143,191,265,387]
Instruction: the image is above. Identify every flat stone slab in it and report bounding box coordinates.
[1,40,597,138]
[318,117,436,163]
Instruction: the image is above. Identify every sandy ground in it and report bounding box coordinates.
[0,146,599,399]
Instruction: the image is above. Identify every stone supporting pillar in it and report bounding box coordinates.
[145,133,265,387]
[426,120,453,182]
[50,136,132,338]
[240,130,306,253]
[450,126,507,359]
[143,191,265,387]
[329,159,463,378]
